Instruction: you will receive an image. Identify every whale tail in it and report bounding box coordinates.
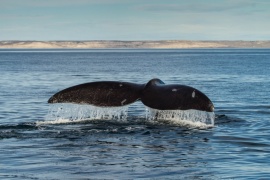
[48,81,144,107]
[48,79,214,112]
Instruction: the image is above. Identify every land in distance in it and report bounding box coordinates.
[1,40,270,49]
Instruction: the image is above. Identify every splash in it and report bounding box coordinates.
[39,104,128,125]
[146,108,215,128]
[39,104,215,128]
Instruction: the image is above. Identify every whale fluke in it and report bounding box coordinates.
[48,79,214,112]
[48,81,144,107]
[141,79,214,112]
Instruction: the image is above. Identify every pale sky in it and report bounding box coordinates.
[1,0,270,40]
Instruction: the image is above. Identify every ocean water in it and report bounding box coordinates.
[0,49,270,179]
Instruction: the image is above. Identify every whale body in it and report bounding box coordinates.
[48,78,214,112]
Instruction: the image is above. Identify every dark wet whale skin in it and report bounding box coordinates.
[48,78,214,112]
[141,79,214,112]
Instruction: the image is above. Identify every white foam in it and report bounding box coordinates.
[145,108,215,128]
[36,118,77,125]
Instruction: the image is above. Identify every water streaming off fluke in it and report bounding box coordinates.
[40,103,214,128]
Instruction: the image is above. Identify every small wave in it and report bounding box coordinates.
[0,123,38,139]
[0,123,37,130]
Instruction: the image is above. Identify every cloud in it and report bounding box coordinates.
[137,1,261,13]
[1,0,128,8]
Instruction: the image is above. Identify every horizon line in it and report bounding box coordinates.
[1,40,270,42]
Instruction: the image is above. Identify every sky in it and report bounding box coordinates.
[1,0,270,41]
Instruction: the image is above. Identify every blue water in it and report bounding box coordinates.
[0,49,270,179]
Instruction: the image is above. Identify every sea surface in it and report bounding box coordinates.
[0,49,270,179]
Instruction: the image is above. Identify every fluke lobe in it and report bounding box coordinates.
[48,78,214,112]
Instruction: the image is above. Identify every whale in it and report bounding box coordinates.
[48,78,214,112]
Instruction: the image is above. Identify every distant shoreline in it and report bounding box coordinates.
[1,40,270,49]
